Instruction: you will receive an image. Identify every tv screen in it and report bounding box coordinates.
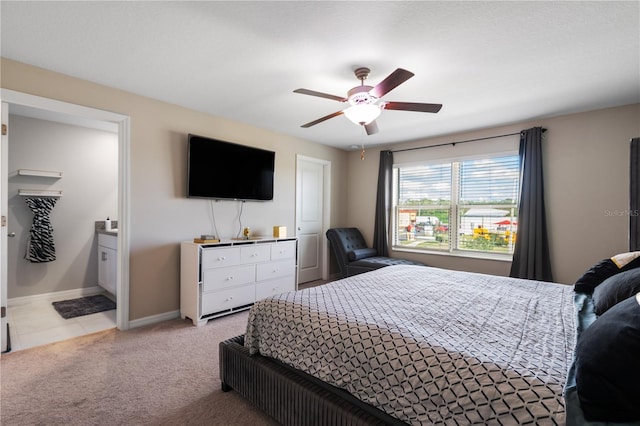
[187,134,275,201]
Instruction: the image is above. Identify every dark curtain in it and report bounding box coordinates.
[630,138,640,251]
[373,150,394,256]
[509,127,553,281]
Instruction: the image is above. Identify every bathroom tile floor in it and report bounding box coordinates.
[5,294,116,352]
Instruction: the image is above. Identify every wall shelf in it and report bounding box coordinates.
[18,189,63,197]
[17,169,63,178]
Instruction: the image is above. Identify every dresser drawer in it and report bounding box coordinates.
[271,241,296,260]
[240,244,271,264]
[255,277,296,301]
[256,259,296,282]
[201,247,240,269]
[202,265,255,292]
[200,285,255,316]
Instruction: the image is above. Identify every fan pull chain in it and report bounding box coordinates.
[358,127,366,160]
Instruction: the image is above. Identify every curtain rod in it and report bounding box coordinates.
[390,128,546,154]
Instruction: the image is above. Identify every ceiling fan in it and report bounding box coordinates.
[294,67,442,135]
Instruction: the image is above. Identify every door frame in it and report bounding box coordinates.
[1,102,8,351]
[295,155,331,281]
[0,89,131,331]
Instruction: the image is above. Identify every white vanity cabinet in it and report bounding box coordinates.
[97,233,117,296]
[180,238,297,327]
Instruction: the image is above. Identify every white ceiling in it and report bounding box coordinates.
[1,1,638,150]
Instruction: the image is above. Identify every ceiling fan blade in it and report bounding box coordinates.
[294,88,347,102]
[369,68,415,99]
[364,120,379,135]
[300,110,344,128]
[383,102,443,113]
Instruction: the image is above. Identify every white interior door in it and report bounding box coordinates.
[1,102,9,352]
[296,156,329,283]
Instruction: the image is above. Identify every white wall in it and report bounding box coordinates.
[7,115,118,298]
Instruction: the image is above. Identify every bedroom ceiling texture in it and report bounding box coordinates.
[1,1,638,151]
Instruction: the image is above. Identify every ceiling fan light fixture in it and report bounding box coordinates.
[347,85,375,105]
[295,67,442,134]
[343,103,381,126]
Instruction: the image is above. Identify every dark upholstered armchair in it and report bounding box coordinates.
[326,227,424,278]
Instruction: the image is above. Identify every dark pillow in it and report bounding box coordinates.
[348,248,377,261]
[574,254,640,294]
[575,295,640,422]
[592,268,640,315]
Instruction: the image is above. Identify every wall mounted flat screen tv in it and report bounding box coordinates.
[187,134,275,201]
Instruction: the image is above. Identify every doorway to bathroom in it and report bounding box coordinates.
[0,90,130,352]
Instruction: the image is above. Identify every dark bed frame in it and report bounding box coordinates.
[220,335,409,426]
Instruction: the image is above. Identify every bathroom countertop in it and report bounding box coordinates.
[95,220,118,236]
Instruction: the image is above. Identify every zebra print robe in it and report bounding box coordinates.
[25,197,57,263]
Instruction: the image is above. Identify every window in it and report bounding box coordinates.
[393,154,520,256]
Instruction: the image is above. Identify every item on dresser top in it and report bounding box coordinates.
[273,226,287,238]
[194,238,220,243]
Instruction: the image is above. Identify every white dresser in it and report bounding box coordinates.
[180,238,297,326]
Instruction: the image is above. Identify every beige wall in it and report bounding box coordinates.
[1,58,348,320]
[3,57,639,320]
[347,103,640,284]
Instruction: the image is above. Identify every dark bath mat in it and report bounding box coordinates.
[52,295,116,319]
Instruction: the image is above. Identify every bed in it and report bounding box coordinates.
[221,264,579,425]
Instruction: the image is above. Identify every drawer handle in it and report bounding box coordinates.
[272,268,279,273]
[225,296,234,302]
[217,256,226,261]
[226,276,234,281]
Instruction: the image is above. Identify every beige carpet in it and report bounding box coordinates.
[0,311,279,426]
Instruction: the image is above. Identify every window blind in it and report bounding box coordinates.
[398,163,452,204]
[459,156,520,204]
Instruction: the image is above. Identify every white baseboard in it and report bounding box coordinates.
[128,310,181,329]
[8,286,105,307]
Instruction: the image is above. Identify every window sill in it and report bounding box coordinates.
[392,246,513,263]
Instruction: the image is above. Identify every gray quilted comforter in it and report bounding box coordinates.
[245,265,576,425]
